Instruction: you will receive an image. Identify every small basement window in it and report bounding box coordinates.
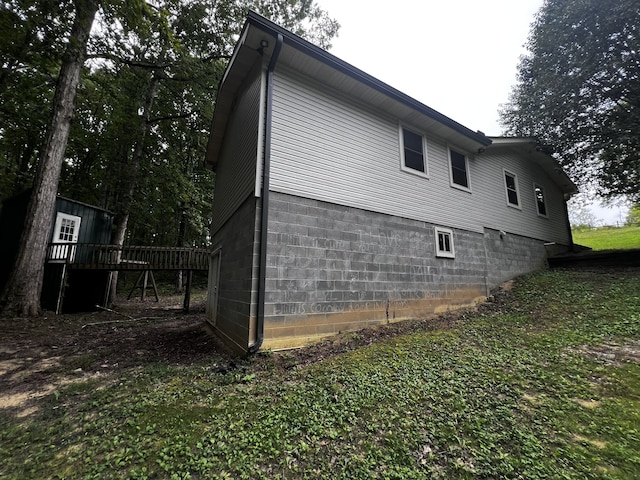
[449,147,470,191]
[504,170,520,208]
[534,183,548,216]
[400,126,428,177]
[435,227,455,258]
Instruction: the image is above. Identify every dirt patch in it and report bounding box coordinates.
[0,292,472,415]
[573,341,640,366]
[0,296,235,416]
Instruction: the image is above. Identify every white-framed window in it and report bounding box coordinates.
[448,146,471,191]
[503,169,521,208]
[399,125,428,177]
[50,212,82,261]
[534,183,548,217]
[435,227,455,258]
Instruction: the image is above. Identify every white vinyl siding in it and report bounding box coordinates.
[211,65,264,234]
[269,66,571,245]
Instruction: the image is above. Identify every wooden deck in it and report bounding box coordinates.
[46,243,209,270]
[45,243,210,314]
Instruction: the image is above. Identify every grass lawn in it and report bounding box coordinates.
[572,225,640,251]
[2,268,640,479]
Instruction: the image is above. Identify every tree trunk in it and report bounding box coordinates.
[108,73,161,305]
[0,0,99,316]
[175,203,187,293]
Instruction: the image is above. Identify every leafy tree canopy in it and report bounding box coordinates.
[0,0,339,249]
[500,0,640,202]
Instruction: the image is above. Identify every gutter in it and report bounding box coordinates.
[249,33,283,354]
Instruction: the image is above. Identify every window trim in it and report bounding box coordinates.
[503,169,521,209]
[434,227,455,259]
[447,145,471,192]
[399,125,429,178]
[533,183,548,217]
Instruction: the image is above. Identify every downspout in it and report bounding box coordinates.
[249,33,283,354]
[563,193,576,252]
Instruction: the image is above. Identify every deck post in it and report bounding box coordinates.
[127,270,159,302]
[183,269,193,312]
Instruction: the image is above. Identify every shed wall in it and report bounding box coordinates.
[53,197,113,244]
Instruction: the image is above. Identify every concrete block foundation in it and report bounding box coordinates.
[260,192,557,350]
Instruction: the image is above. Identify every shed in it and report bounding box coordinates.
[0,191,114,312]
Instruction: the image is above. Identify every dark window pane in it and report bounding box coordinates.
[537,199,547,215]
[404,150,424,171]
[403,129,423,153]
[452,166,468,187]
[403,128,424,172]
[450,149,468,187]
[535,185,547,215]
[508,189,519,205]
[438,232,452,253]
[450,149,466,170]
[535,186,547,215]
[505,174,516,190]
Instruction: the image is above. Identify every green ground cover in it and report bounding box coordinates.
[1,267,640,479]
[572,225,640,251]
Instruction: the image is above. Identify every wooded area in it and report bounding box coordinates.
[500,0,640,203]
[0,0,339,315]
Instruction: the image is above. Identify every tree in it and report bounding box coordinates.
[0,0,99,316]
[626,204,640,226]
[500,0,640,202]
[0,0,72,197]
[1,0,338,314]
[567,194,599,229]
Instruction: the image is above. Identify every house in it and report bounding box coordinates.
[0,191,114,312]
[204,12,578,353]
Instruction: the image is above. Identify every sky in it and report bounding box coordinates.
[314,0,629,224]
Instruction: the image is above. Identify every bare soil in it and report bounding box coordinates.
[0,296,232,416]
[0,293,469,417]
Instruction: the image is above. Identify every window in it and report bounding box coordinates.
[534,183,547,216]
[435,227,455,258]
[58,217,77,241]
[50,212,81,261]
[504,170,520,208]
[449,147,470,190]
[400,126,428,176]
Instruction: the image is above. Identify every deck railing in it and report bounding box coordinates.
[46,243,210,270]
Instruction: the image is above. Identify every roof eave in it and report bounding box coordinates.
[205,12,493,169]
[244,11,491,148]
[488,137,579,195]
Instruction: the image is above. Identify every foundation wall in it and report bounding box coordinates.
[207,195,260,353]
[262,192,558,349]
[484,228,551,288]
[262,193,492,349]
